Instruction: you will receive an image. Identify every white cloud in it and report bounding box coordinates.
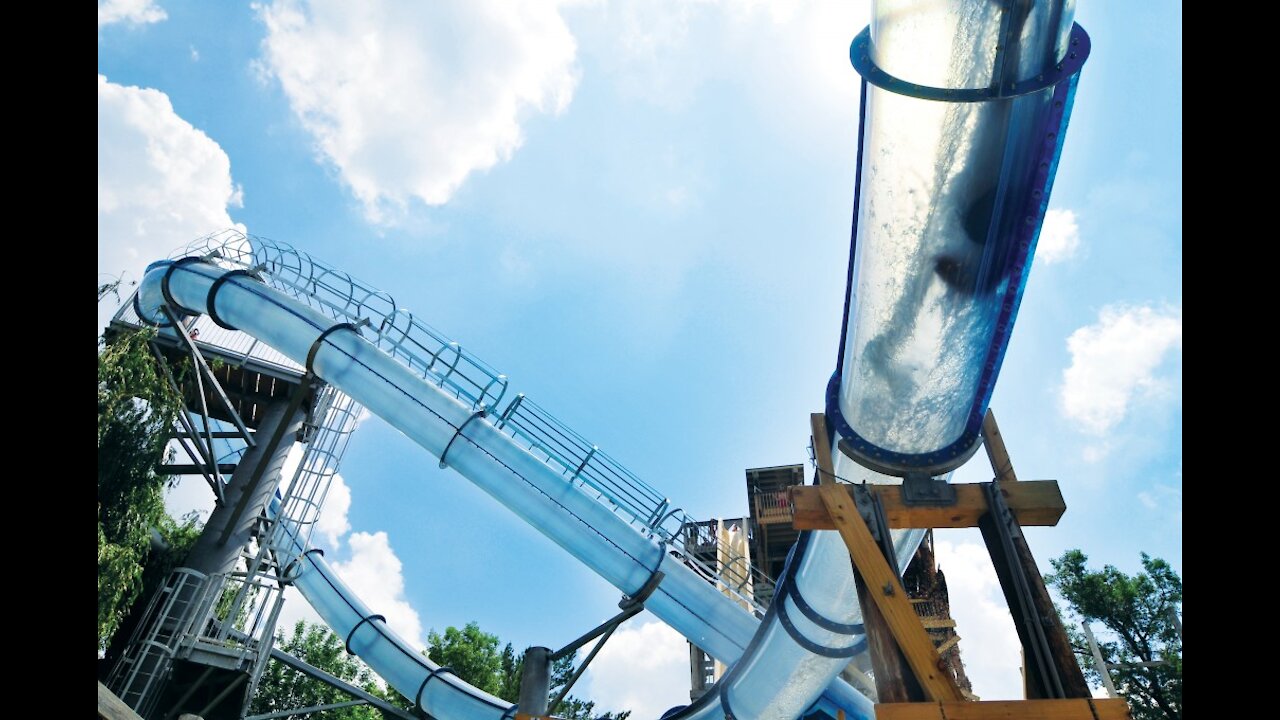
[315,472,353,549]
[1137,483,1182,527]
[332,531,426,649]
[587,0,868,138]
[255,0,580,221]
[98,0,166,27]
[934,537,1023,700]
[1060,305,1182,435]
[98,75,244,332]
[578,615,689,718]
[1038,209,1080,264]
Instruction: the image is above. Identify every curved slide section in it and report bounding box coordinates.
[136,257,873,719]
[276,515,518,718]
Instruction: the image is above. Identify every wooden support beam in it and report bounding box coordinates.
[812,413,923,701]
[810,412,836,486]
[934,634,961,655]
[876,699,1131,720]
[812,413,924,702]
[858,570,926,703]
[818,484,966,702]
[982,410,1018,483]
[791,481,1065,530]
[919,617,957,630]
[98,682,142,720]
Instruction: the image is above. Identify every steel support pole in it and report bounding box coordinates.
[183,397,305,577]
[518,646,552,717]
[1082,622,1119,698]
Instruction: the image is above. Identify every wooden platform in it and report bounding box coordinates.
[876,699,1131,720]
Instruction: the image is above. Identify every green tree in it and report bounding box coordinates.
[97,325,184,649]
[101,512,204,675]
[1048,551,1182,720]
[426,622,506,696]
[425,622,630,719]
[251,620,405,719]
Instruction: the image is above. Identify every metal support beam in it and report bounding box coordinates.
[172,431,256,440]
[1081,622,1118,698]
[518,646,552,717]
[542,570,665,715]
[151,343,227,504]
[246,699,369,720]
[217,375,312,546]
[157,464,239,476]
[164,306,257,447]
[267,648,418,720]
[978,481,1090,699]
[184,398,304,577]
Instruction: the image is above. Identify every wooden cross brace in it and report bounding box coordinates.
[800,412,1131,720]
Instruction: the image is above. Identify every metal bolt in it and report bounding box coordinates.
[883,582,895,596]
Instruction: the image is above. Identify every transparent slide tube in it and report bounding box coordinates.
[137,260,873,719]
[131,5,1086,710]
[832,0,1079,473]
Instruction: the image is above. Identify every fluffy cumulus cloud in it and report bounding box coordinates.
[1038,208,1080,264]
[315,472,354,549]
[578,616,690,719]
[331,531,426,649]
[98,75,244,331]
[934,538,1023,699]
[1060,305,1183,435]
[98,0,166,27]
[255,0,580,221]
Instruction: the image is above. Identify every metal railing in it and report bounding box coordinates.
[175,231,508,412]
[108,568,211,718]
[495,395,775,613]
[271,387,363,559]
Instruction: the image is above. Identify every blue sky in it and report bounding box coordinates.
[98,0,1181,713]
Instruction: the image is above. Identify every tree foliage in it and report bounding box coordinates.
[427,622,506,696]
[425,622,630,719]
[97,325,184,649]
[251,620,405,719]
[1048,550,1182,720]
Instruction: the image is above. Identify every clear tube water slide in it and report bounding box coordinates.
[829,0,1085,479]
[129,1,1087,717]
[133,256,871,720]
[658,0,1088,715]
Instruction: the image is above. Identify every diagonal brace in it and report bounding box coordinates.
[818,483,965,702]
